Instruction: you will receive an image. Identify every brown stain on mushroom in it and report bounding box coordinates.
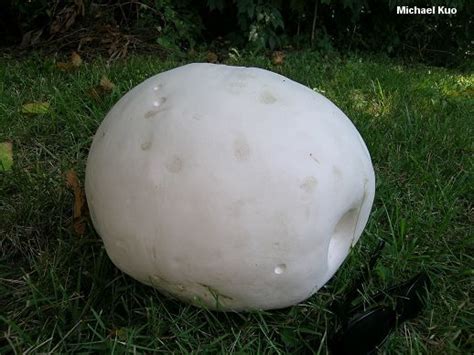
[155,97,167,106]
[145,97,167,118]
[144,110,158,118]
[141,140,152,151]
[300,176,318,193]
[260,90,277,104]
[141,131,154,150]
[166,156,183,173]
[309,153,320,164]
[233,138,250,161]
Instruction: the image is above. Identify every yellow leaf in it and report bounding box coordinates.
[21,102,50,115]
[0,142,13,172]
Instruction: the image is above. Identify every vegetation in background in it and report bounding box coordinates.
[1,0,471,352]
[2,0,472,66]
[1,52,472,353]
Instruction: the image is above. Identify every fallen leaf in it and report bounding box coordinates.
[71,51,82,67]
[99,75,115,92]
[65,169,87,235]
[21,102,50,115]
[272,51,285,65]
[56,51,82,71]
[0,142,13,172]
[206,51,218,63]
[88,75,115,100]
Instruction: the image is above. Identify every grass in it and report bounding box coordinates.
[1,51,472,353]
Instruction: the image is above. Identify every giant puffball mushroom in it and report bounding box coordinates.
[85,63,375,311]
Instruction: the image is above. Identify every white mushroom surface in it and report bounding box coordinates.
[85,63,375,311]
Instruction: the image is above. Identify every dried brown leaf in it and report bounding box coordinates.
[66,169,87,235]
[99,76,115,91]
[56,52,82,72]
[206,51,218,63]
[71,51,82,67]
[272,51,285,66]
[88,76,115,101]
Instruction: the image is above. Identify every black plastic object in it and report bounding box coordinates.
[329,241,431,355]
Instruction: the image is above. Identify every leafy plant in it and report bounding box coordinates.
[137,0,203,52]
[208,0,284,50]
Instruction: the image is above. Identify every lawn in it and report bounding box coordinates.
[1,51,472,353]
